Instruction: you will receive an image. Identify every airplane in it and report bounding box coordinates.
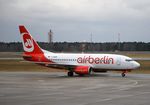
[19,25,140,77]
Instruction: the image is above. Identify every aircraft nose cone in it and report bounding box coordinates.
[133,62,140,69]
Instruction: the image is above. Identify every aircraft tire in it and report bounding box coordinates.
[121,73,126,77]
[68,71,74,77]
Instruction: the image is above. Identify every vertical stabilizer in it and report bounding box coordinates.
[19,26,43,54]
[19,25,50,62]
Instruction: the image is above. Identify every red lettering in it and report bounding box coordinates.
[108,58,114,64]
[77,57,82,63]
[100,58,104,64]
[77,56,114,65]
[95,57,100,64]
[83,56,86,63]
[85,56,88,63]
[89,56,94,64]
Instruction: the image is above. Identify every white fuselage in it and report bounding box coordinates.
[44,53,140,71]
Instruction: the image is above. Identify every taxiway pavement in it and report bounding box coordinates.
[0,72,150,105]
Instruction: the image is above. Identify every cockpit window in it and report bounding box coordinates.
[125,59,134,62]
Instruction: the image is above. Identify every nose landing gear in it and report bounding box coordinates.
[121,71,127,77]
[121,70,131,77]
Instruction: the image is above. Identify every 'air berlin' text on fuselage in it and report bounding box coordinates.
[77,56,114,64]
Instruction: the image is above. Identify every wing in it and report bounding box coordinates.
[21,61,90,70]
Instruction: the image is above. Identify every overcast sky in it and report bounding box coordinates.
[0,0,150,42]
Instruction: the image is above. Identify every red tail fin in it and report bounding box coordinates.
[19,26,43,54]
[19,25,51,62]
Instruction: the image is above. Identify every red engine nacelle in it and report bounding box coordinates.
[74,66,91,75]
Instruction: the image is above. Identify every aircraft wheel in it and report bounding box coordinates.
[68,71,74,77]
[121,73,126,77]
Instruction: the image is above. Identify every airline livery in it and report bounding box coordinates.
[19,26,140,77]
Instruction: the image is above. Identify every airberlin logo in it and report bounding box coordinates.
[22,33,34,52]
[77,56,114,64]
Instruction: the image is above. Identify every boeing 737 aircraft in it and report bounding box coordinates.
[19,26,140,77]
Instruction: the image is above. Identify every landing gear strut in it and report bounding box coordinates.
[68,71,74,77]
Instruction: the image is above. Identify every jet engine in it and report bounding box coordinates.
[74,66,91,75]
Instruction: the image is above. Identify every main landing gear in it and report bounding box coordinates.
[121,72,126,77]
[68,71,74,77]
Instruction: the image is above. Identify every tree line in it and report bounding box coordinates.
[0,42,150,52]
